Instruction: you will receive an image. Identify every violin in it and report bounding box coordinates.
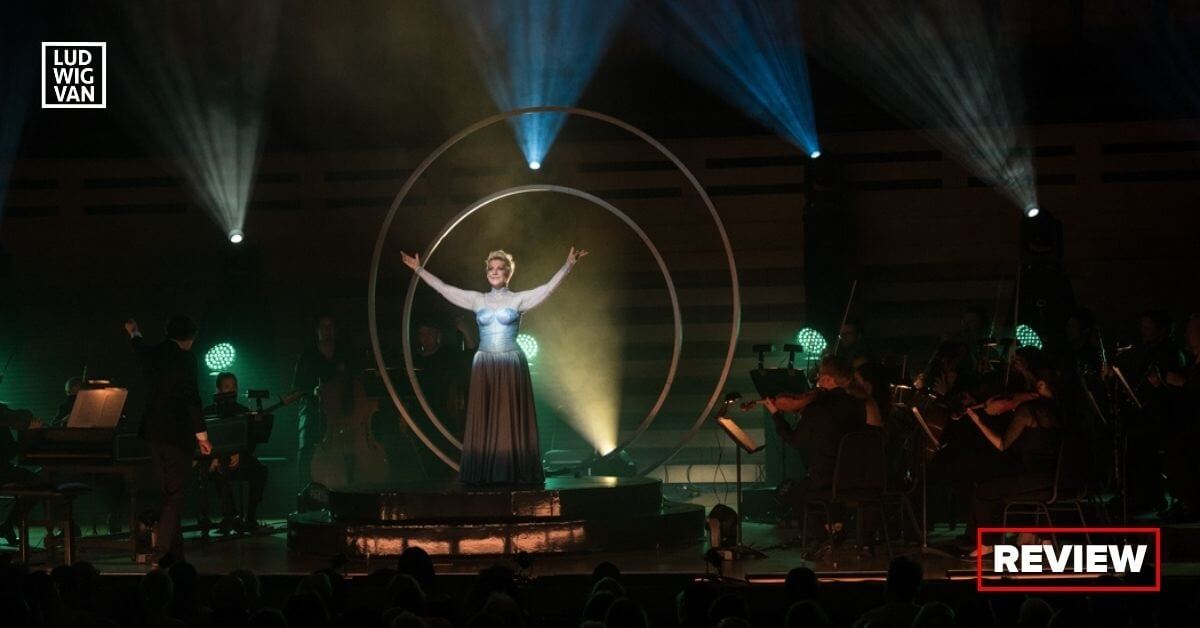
[738,389,825,413]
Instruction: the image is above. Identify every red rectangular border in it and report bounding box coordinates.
[975,527,1161,593]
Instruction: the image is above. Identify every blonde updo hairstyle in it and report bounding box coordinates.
[485,250,515,279]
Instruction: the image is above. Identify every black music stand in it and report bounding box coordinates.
[907,406,957,560]
[716,407,767,559]
[1109,365,1142,528]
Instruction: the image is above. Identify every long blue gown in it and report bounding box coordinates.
[417,262,572,484]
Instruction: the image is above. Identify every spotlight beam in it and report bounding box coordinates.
[117,0,281,237]
[658,0,821,156]
[452,0,632,168]
[815,0,1037,214]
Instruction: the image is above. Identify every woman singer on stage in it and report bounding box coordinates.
[401,247,588,484]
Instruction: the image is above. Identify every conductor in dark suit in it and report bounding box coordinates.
[126,315,213,562]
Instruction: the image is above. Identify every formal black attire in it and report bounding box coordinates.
[1165,354,1200,514]
[968,399,1063,533]
[292,343,353,484]
[772,388,865,511]
[51,394,77,426]
[131,335,206,561]
[199,399,268,528]
[413,343,472,437]
[1120,339,1185,511]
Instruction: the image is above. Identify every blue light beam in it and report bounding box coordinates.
[659,0,821,156]
[452,0,631,168]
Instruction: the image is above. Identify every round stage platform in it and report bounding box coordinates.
[287,476,706,557]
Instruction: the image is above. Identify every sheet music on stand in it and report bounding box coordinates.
[717,416,765,454]
[66,387,128,428]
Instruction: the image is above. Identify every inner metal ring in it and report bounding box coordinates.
[367,106,740,475]
[400,185,682,469]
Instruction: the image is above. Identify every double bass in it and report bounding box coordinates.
[310,372,389,486]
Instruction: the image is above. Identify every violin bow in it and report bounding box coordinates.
[832,278,858,357]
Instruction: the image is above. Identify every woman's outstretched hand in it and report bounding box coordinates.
[567,246,589,266]
[401,251,421,271]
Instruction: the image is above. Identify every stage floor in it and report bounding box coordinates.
[6,520,1198,582]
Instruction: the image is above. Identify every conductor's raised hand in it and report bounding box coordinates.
[567,246,589,266]
[401,251,421,271]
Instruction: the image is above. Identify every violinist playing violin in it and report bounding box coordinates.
[963,368,1066,557]
[764,356,866,549]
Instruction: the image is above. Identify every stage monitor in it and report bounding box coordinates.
[66,387,128,428]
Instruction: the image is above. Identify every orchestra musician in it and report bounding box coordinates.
[51,376,83,426]
[126,315,212,563]
[954,305,999,374]
[833,319,874,368]
[1152,312,1200,522]
[413,317,477,439]
[200,372,269,534]
[918,339,1013,531]
[766,356,866,550]
[964,368,1065,556]
[292,312,353,486]
[913,341,979,409]
[853,361,915,494]
[1113,310,1184,513]
[850,361,891,429]
[0,402,41,545]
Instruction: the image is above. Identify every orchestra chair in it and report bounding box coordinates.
[1002,437,1092,545]
[800,430,894,556]
[0,481,92,564]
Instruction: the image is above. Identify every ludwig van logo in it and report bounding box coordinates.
[42,42,106,109]
[977,527,1160,593]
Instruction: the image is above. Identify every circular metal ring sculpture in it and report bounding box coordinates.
[399,185,682,470]
[367,106,741,475]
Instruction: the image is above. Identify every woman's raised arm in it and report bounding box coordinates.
[515,247,587,312]
[402,251,481,311]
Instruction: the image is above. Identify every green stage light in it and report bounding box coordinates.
[1016,324,1043,350]
[205,342,237,371]
[516,333,539,361]
[795,327,827,360]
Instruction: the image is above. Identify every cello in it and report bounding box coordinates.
[310,372,389,486]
